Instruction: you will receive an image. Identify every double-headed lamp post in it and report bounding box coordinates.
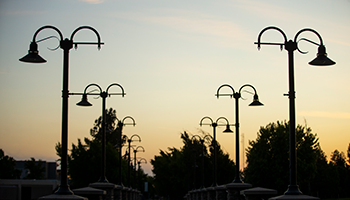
[75,83,125,183]
[19,25,103,196]
[216,84,263,183]
[127,134,141,188]
[133,146,145,188]
[200,117,233,186]
[255,26,335,196]
[116,117,136,187]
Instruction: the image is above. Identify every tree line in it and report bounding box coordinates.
[150,121,350,199]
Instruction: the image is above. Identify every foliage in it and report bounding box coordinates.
[151,131,235,200]
[55,108,148,189]
[0,149,21,179]
[244,121,320,194]
[24,157,46,179]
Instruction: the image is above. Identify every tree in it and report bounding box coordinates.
[151,131,235,199]
[55,108,148,189]
[0,149,21,179]
[244,121,320,194]
[24,157,46,179]
[328,149,350,198]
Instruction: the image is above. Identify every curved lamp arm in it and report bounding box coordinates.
[70,26,104,50]
[129,134,141,142]
[121,116,136,126]
[137,158,147,164]
[200,116,214,126]
[215,116,229,125]
[216,84,235,98]
[106,83,125,97]
[255,26,287,50]
[135,146,145,152]
[32,25,64,42]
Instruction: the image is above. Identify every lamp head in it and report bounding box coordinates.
[308,45,336,66]
[76,94,92,106]
[249,94,264,106]
[19,42,47,63]
[223,124,233,133]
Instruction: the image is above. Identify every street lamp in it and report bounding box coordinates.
[126,134,141,188]
[216,84,263,183]
[116,117,136,187]
[199,116,233,186]
[133,146,145,188]
[19,25,103,196]
[75,83,125,183]
[137,158,147,190]
[255,26,335,197]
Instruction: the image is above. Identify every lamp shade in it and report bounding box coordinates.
[308,45,336,66]
[76,94,92,106]
[249,94,264,106]
[223,124,233,133]
[19,42,47,63]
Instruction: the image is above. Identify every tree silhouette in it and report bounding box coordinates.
[0,149,21,179]
[24,157,45,179]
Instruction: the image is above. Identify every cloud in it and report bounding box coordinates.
[110,10,252,47]
[298,111,350,119]
[79,0,105,4]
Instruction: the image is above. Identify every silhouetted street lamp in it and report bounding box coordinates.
[19,25,103,196]
[216,84,263,183]
[255,26,335,197]
[133,146,145,188]
[126,134,141,188]
[75,83,125,183]
[137,158,147,190]
[200,116,233,186]
[191,135,212,189]
[116,117,136,187]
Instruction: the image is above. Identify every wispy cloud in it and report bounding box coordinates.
[110,9,252,48]
[79,0,105,4]
[298,111,350,119]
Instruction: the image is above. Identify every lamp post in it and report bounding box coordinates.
[75,83,125,183]
[137,158,147,191]
[255,26,335,197]
[133,146,145,188]
[19,25,103,196]
[116,117,136,187]
[127,134,141,188]
[199,116,233,186]
[216,84,263,183]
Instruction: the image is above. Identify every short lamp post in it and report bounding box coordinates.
[126,134,141,188]
[216,84,263,183]
[116,117,136,187]
[137,158,147,190]
[133,146,145,188]
[75,83,125,183]
[255,26,335,197]
[19,25,103,197]
[199,116,233,187]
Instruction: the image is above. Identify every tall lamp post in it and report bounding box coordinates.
[127,134,141,188]
[116,117,136,187]
[19,25,103,196]
[255,26,335,197]
[75,83,125,183]
[199,116,233,186]
[137,158,147,190]
[133,146,145,188]
[216,84,263,183]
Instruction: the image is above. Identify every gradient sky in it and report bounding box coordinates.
[0,0,349,176]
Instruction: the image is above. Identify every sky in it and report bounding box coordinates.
[0,0,349,177]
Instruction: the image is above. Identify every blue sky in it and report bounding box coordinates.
[0,0,349,175]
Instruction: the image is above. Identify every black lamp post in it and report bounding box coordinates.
[137,158,147,190]
[255,26,335,196]
[126,134,141,188]
[19,25,103,196]
[133,146,145,188]
[116,117,136,187]
[199,116,233,186]
[75,83,125,183]
[216,84,263,183]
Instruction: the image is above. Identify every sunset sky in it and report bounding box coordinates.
[0,0,349,176]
